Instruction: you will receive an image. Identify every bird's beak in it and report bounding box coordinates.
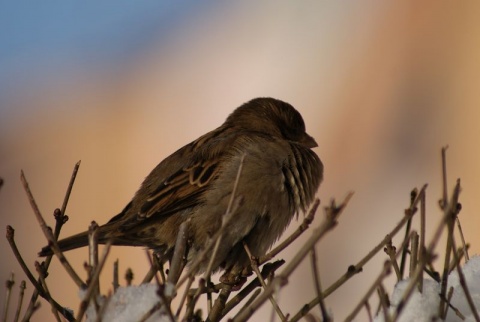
[301,133,318,148]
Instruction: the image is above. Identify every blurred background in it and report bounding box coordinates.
[1,1,480,321]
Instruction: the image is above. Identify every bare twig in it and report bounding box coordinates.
[399,188,416,279]
[21,170,85,288]
[243,242,286,321]
[175,276,195,319]
[137,301,162,322]
[113,259,119,292]
[207,285,233,322]
[25,161,80,322]
[344,261,392,322]
[35,262,61,322]
[418,190,426,292]
[449,224,479,321]
[59,160,81,223]
[88,221,100,303]
[185,278,206,321]
[222,260,284,318]
[291,186,427,322]
[234,289,262,318]
[449,246,469,274]
[384,240,401,281]
[20,302,40,322]
[439,289,466,320]
[441,146,449,208]
[13,280,26,322]
[3,272,14,322]
[76,241,112,321]
[438,179,461,317]
[344,231,415,322]
[444,287,454,320]
[310,248,330,322]
[409,232,419,280]
[6,226,74,321]
[6,227,42,293]
[141,252,160,285]
[364,300,373,322]
[455,215,469,262]
[377,284,391,322]
[391,181,461,321]
[166,221,189,289]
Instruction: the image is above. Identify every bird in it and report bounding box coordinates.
[39,97,323,284]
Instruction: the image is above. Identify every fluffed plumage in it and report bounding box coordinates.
[39,97,323,280]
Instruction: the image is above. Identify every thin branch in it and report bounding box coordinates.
[35,262,61,322]
[399,188,416,279]
[25,161,80,322]
[455,215,469,262]
[207,285,232,322]
[185,278,206,321]
[344,261,392,322]
[3,272,14,322]
[391,180,461,321]
[222,260,284,318]
[290,185,427,322]
[76,241,112,321]
[439,289,465,321]
[20,302,40,322]
[418,190,426,292]
[449,246,469,274]
[141,252,160,285]
[409,232,419,280]
[364,300,373,322]
[137,302,162,322]
[88,221,100,303]
[344,231,415,322]
[59,160,81,222]
[13,280,26,322]
[166,220,189,289]
[243,242,286,321]
[113,259,119,292]
[20,170,85,288]
[310,248,330,322]
[438,179,461,317]
[377,284,391,322]
[6,226,74,321]
[384,240,401,281]
[6,227,42,294]
[175,276,195,319]
[449,224,479,321]
[234,289,262,319]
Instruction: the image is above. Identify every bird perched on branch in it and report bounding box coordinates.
[39,97,323,283]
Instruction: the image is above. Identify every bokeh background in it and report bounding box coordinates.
[1,2,480,321]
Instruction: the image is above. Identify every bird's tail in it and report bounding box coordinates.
[38,224,117,257]
[38,230,91,257]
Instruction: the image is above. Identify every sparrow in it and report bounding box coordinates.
[39,97,323,282]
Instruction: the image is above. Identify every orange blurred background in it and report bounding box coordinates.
[1,2,480,321]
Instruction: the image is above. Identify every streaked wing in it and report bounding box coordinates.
[113,129,227,232]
